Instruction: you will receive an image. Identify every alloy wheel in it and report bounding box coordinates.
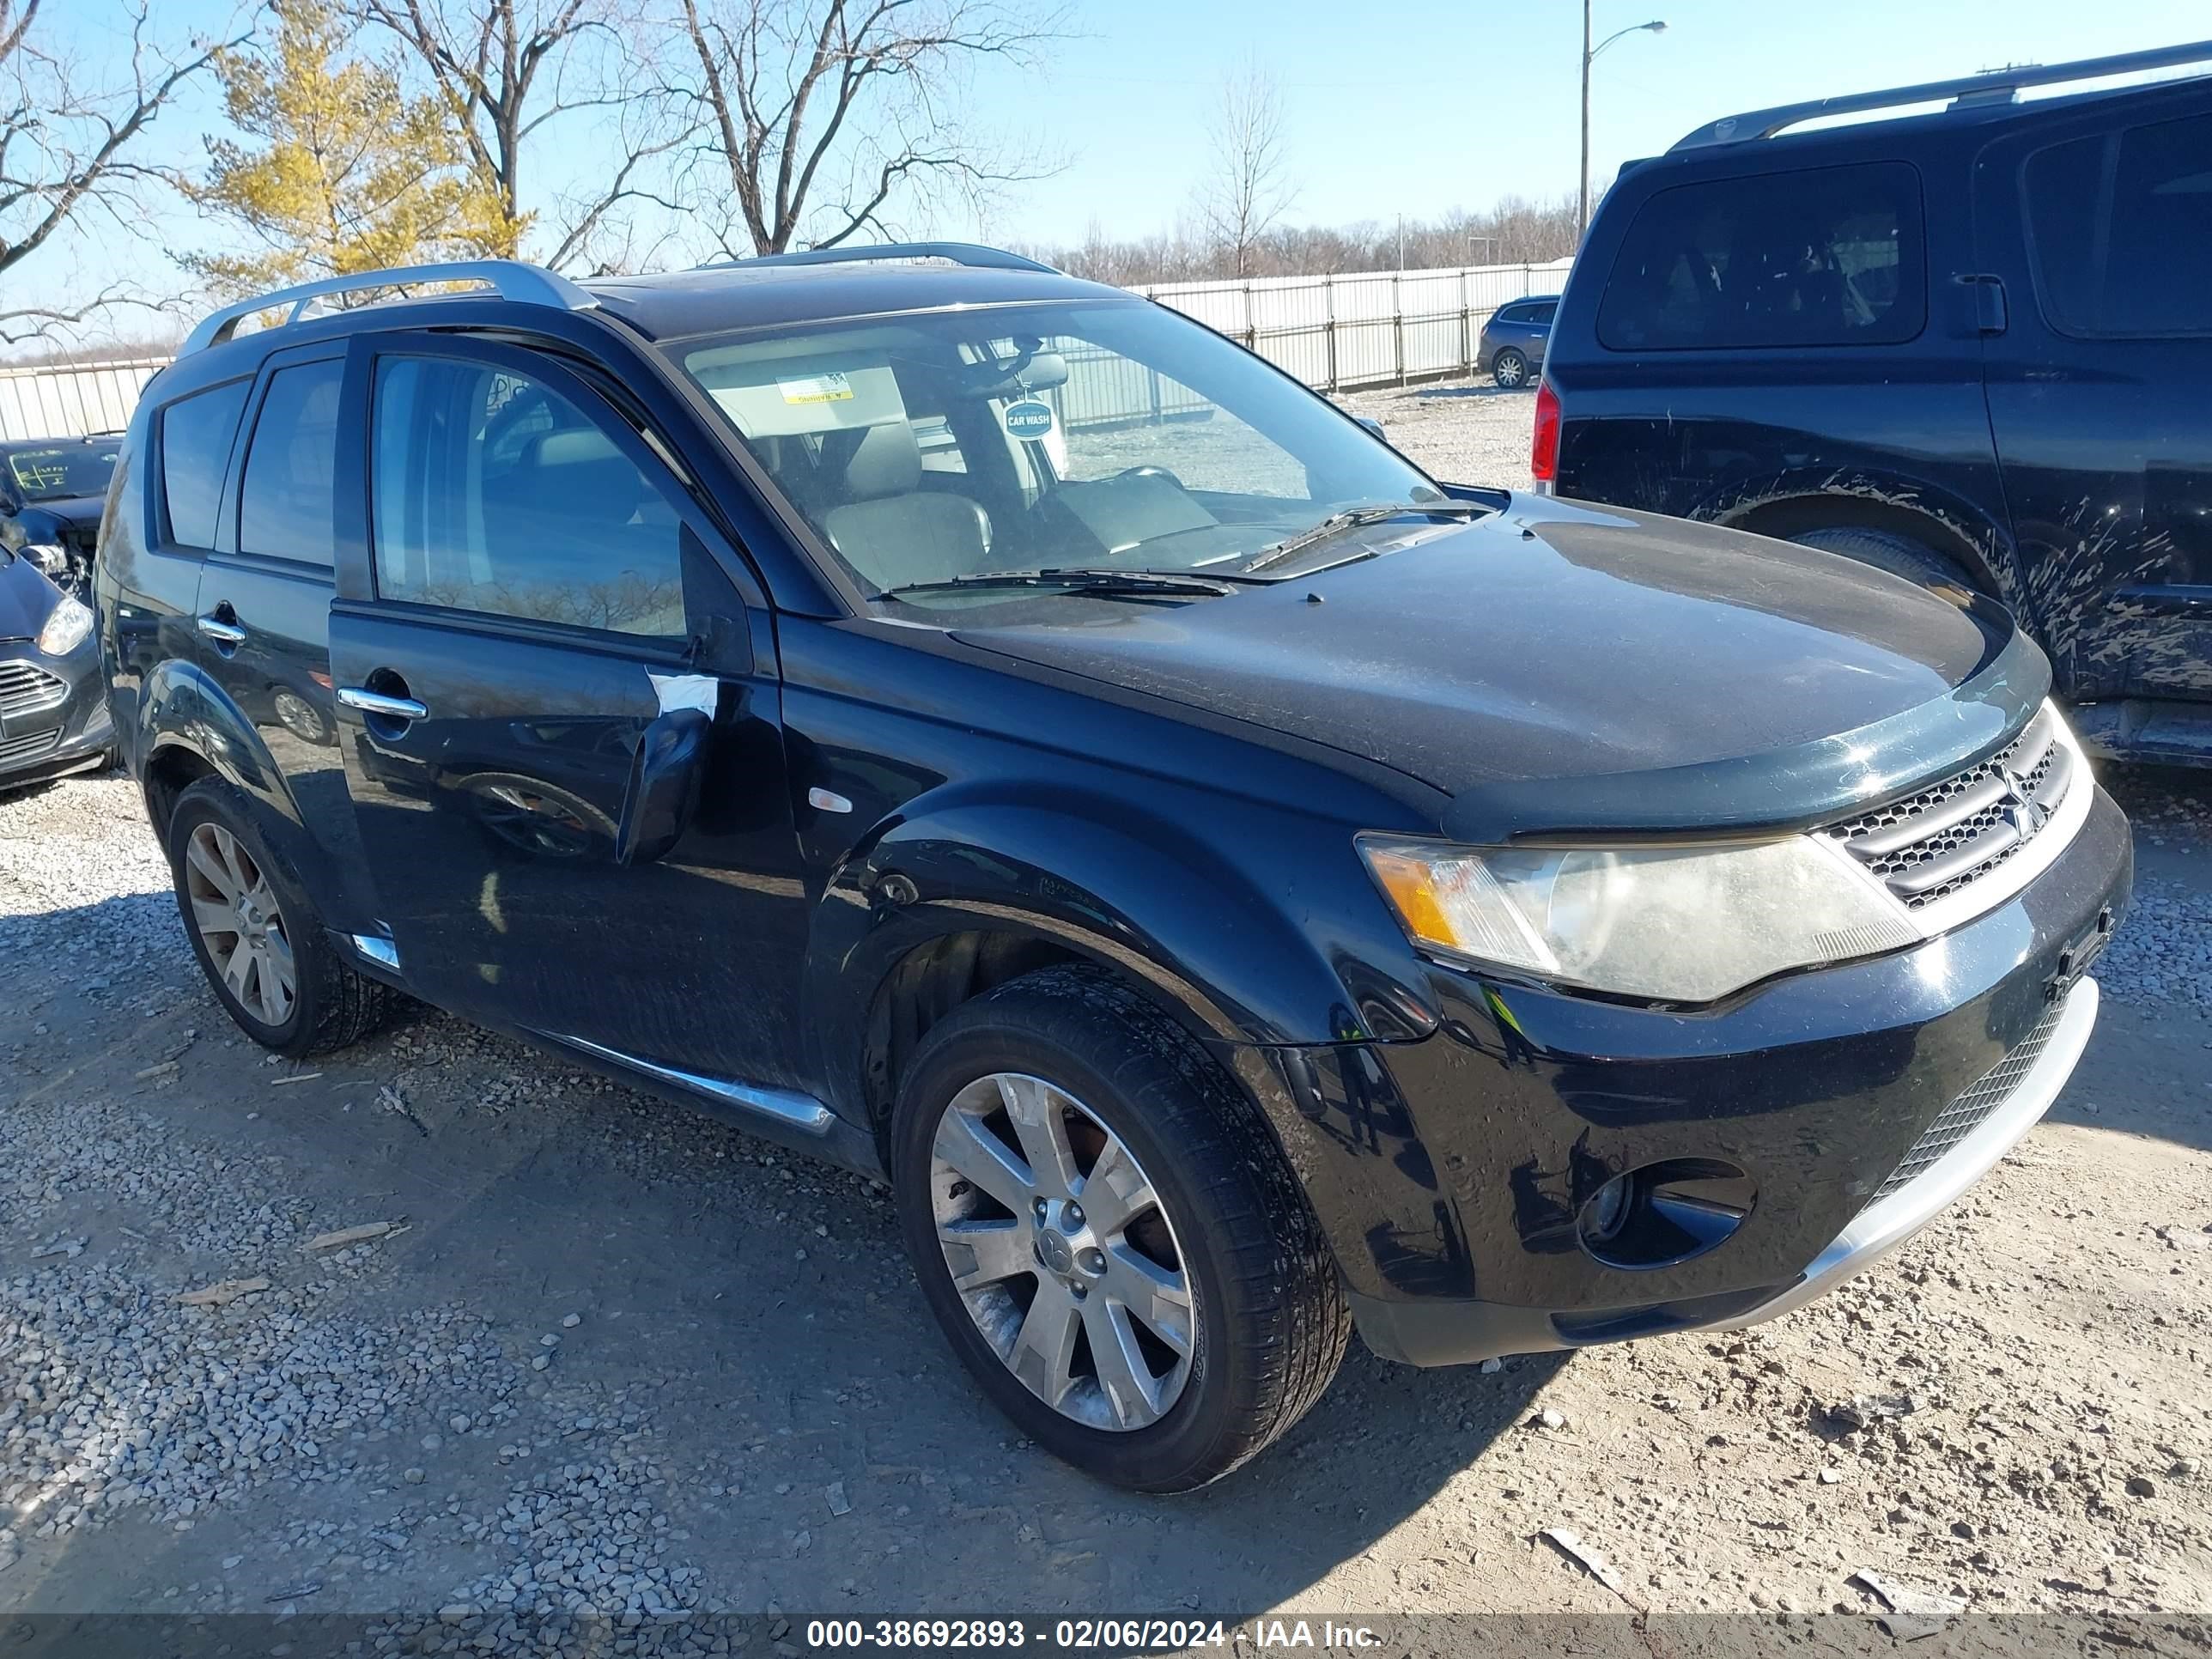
[183,822,297,1026]
[929,1072,1195,1431]
[1493,351,1527,388]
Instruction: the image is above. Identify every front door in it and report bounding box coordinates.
[330,334,812,1091]
[1976,88,2212,702]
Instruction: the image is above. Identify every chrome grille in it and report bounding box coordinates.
[0,727,61,767]
[1824,704,2075,910]
[0,659,69,720]
[1872,1003,2066,1204]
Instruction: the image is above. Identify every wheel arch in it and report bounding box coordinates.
[799,793,1440,1149]
[1702,470,2029,619]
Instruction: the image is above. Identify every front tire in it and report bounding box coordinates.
[891,967,1349,1492]
[167,778,395,1058]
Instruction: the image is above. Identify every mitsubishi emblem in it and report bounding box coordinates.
[1998,766,2049,836]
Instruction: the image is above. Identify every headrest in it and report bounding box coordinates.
[841,422,921,500]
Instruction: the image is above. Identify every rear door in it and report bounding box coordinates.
[1976,88,2212,701]
[192,343,379,927]
[329,332,812,1091]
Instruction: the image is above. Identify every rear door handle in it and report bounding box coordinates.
[198,613,246,646]
[337,686,428,721]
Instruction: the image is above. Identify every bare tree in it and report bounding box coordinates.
[1194,57,1292,281]
[0,0,246,344]
[350,0,683,270]
[670,0,1065,258]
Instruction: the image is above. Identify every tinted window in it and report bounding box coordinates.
[1529,302,1559,325]
[2026,113,2212,337]
[158,380,250,549]
[371,357,686,639]
[238,361,343,566]
[1598,161,1926,349]
[1494,303,1532,325]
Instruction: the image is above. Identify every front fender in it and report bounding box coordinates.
[800,787,1441,1118]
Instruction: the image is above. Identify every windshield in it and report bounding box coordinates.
[4,442,118,503]
[671,300,1449,607]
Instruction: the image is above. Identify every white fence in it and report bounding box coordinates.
[0,357,168,441]
[0,259,1573,441]
[1140,259,1573,392]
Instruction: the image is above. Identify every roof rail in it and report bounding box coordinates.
[705,241,1060,275]
[1672,37,2212,150]
[180,258,599,356]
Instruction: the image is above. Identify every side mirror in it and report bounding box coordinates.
[1353,416,1389,442]
[617,707,711,866]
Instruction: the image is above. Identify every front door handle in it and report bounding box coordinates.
[198,613,246,647]
[337,686,428,721]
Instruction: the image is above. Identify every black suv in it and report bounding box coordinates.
[1540,43,2212,766]
[100,246,2130,1491]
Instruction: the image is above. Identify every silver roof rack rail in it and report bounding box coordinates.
[704,241,1060,275]
[1672,37,2212,150]
[180,258,599,356]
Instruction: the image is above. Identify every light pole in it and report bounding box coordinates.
[1579,6,1666,244]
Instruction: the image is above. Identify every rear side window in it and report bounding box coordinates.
[2025,113,2212,337]
[1529,301,1559,325]
[369,356,687,639]
[1495,303,1532,325]
[238,361,344,566]
[1597,161,1926,350]
[158,380,251,549]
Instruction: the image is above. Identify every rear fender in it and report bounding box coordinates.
[1699,467,2028,623]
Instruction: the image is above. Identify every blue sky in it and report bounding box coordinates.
[15,0,2212,337]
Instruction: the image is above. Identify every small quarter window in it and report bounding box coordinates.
[238,360,344,566]
[157,380,251,550]
[370,356,687,639]
[1598,161,1926,350]
[2025,113,2212,337]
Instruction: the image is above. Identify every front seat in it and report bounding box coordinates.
[819,422,992,593]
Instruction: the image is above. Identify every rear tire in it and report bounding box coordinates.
[1491,349,1528,389]
[167,778,395,1058]
[890,966,1349,1492]
[1786,526,1976,595]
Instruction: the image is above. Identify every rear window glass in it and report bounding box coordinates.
[158,380,251,550]
[2025,113,2212,337]
[1597,161,1926,350]
[238,360,344,567]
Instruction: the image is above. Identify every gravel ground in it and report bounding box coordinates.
[3,663,2209,1646]
[1340,374,1537,489]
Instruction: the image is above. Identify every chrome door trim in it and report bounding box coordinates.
[532,1029,836,1135]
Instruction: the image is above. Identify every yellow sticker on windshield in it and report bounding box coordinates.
[777,372,854,405]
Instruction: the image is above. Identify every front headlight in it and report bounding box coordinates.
[1360,834,1918,1002]
[37,593,93,657]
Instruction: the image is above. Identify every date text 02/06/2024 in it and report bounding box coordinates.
[802,1620,1384,1650]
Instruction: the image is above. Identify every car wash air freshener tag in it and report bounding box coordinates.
[1002,398,1056,441]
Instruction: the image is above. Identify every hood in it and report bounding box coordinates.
[0,551,63,643]
[963,496,2042,840]
[13,496,104,536]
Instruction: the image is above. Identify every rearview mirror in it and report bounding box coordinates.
[617,708,711,866]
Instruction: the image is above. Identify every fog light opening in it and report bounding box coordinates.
[1578,1158,1755,1270]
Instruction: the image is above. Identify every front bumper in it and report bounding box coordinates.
[0,638,110,788]
[1245,784,2133,1367]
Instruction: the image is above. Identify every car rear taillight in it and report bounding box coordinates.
[1530,379,1561,489]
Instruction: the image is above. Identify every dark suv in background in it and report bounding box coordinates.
[100,247,2127,1491]
[1538,42,2212,767]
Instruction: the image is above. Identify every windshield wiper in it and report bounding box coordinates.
[1242,500,1485,574]
[872,567,1237,601]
